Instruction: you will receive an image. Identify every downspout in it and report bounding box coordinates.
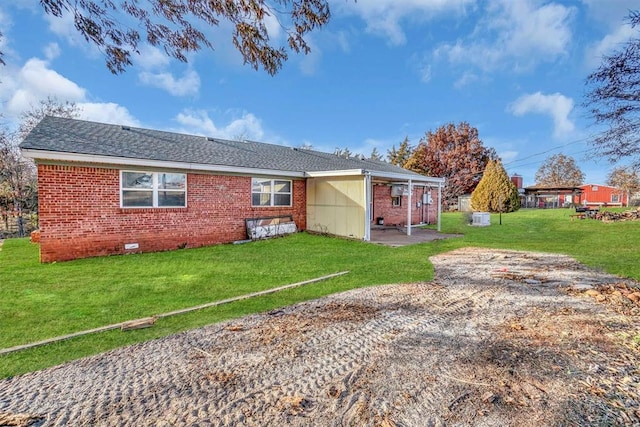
[407,179,412,236]
[437,181,442,232]
[364,172,371,241]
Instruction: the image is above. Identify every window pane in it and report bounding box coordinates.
[122,190,153,207]
[274,193,291,206]
[274,180,291,193]
[253,193,271,206]
[158,191,186,207]
[252,179,271,193]
[123,172,153,189]
[159,173,186,190]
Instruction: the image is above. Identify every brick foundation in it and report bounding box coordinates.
[37,164,306,262]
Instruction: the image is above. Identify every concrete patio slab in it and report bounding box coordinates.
[369,226,462,247]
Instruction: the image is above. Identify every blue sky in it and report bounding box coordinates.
[1,0,638,186]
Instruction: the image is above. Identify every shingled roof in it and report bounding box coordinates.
[21,116,440,182]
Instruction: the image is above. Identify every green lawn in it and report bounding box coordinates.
[1,208,638,377]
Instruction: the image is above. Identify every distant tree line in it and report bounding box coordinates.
[0,98,80,237]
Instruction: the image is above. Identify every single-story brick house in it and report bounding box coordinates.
[21,116,445,262]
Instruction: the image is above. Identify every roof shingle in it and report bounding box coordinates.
[21,116,436,180]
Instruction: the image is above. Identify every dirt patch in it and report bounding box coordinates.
[0,247,638,426]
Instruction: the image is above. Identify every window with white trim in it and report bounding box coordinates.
[121,171,186,208]
[252,178,292,207]
[611,194,620,203]
[391,196,401,207]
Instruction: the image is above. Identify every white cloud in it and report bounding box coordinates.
[351,137,387,157]
[498,150,519,164]
[435,0,574,72]
[4,57,86,116]
[175,109,266,141]
[138,69,201,97]
[419,64,432,83]
[0,52,139,130]
[0,7,16,61]
[77,103,140,126]
[454,71,478,89]
[409,53,433,84]
[585,22,636,68]
[335,31,351,53]
[135,45,170,70]
[581,0,639,28]
[263,12,283,41]
[44,9,88,49]
[299,37,322,75]
[134,45,201,97]
[336,0,475,45]
[42,8,197,97]
[43,42,61,60]
[508,92,575,138]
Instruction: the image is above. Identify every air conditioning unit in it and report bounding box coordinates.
[472,212,490,226]
[391,185,409,197]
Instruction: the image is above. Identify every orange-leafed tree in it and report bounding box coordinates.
[406,122,498,207]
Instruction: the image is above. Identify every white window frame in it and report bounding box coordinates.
[611,194,620,203]
[120,170,187,208]
[391,196,402,207]
[251,178,292,207]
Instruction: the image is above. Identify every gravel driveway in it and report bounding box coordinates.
[1,248,639,426]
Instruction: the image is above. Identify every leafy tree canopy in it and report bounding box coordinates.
[471,160,520,213]
[534,153,585,187]
[406,122,498,207]
[1,0,334,75]
[584,10,640,168]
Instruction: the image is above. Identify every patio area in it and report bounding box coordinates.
[369,226,462,247]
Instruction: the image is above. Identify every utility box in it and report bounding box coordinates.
[472,212,491,227]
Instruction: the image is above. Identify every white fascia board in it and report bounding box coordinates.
[370,169,445,183]
[305,169,364,177]
[22,149,305,178]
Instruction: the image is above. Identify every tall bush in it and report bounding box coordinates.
[471,160,520,213]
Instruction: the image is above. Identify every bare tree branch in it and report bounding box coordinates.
[584,10,640,168]
[534,153,585,186]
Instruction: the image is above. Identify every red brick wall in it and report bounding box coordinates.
[372,184,438,226]
[37,164,306,262]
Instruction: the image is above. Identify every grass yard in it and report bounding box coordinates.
[1,207,639,377]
